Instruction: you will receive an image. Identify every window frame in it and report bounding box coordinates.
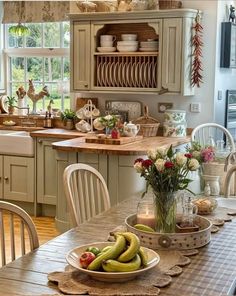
[3,21,70,111]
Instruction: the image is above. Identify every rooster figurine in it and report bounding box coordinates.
[27,79,50,114]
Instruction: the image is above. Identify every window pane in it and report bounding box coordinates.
[44,23,60,48]
[27,57,43,81]
[7,24,24,48]
[45,57,62,81]
[63,22,70,48]
[63,57,70,80]
[11,57,25,82]
[26,23,42,48]
[63,94,70,110]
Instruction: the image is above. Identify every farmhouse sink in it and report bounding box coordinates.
[0,130,34,156]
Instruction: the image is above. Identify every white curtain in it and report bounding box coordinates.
[2,1,70,23]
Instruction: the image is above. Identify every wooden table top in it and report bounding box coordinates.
[51,136,190,155]
[0,197,236,295]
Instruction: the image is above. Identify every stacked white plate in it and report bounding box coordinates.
[139,41,158,52]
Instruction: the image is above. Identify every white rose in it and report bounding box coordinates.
[155,159,165,171]
[176,153,187,166]
[188,159,200,171]
[156,147,166,157]
[147,149,157,160]
[134,161,143,173]
[192,151,201,159]
[104,115,113,120]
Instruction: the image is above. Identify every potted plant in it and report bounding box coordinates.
[6,96,17,115]
[60,109,76,130]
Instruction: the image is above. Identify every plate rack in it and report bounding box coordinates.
[95,53,158,88]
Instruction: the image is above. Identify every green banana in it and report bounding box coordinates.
[138,247,148,267]
[96,245,113,257]
[101,246,113,253]
[87,235,126,271]
[117,232,140,263]
[134,224,155,233]
[102,254,141,272]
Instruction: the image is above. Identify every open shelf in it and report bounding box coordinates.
[94,51,159,56]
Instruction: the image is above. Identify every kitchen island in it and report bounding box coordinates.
[31,129,190,232]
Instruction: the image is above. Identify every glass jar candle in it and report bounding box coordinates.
[136,200,156,229]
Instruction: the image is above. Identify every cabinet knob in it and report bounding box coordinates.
[84,84,88,87]
[38,139,42,144]
[4,177,8,181]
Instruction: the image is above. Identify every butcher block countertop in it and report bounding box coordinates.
[30,128,85,139]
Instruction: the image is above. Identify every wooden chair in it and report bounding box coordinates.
[0,201,39,266]
[191,123,235,151]
[63,163,111,227]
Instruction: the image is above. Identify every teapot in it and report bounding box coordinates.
[123,121,140,137]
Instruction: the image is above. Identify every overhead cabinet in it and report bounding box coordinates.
[70,9,198,95]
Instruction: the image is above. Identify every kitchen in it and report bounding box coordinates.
[0,0,236,295]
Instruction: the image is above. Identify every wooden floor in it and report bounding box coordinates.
[2,215,60,266]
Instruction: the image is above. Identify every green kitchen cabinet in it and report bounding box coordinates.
[0,155,34,202]
[36,138,64,205]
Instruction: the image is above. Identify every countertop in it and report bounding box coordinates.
[28,128,190,155]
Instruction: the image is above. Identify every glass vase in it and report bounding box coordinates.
[153,191,177,233]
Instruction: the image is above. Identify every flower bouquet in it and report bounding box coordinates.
[134,145,200,233]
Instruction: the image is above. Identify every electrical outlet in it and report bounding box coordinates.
[190,103,201,113]
[158,102,173,113]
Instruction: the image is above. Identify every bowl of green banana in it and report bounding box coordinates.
[66,232,160,282]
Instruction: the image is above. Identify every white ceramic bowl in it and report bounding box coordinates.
[117,41,139,46]
[140,41,158,48]
[121,34,137,41]
[97,47,116,53]
[117,45,138,52]
[66,242,160,282]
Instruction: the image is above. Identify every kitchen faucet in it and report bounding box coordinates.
[224,152,236,197]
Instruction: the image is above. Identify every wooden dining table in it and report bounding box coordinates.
[0,196,236,296]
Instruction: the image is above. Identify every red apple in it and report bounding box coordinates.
[79,251,96,269]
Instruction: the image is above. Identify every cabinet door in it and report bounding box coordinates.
[72,21,91,90]
[3,156,34,202]
[37,139,59,205]
[162,18,182,92]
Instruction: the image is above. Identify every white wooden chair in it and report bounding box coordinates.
[191,123,235,151]
[63,163,111,227]
[0,201,39,266]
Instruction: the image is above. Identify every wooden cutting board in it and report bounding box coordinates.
[85,136,143,145]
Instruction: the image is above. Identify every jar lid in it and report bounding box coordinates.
[164,109,186,113]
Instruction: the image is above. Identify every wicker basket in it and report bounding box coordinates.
[133,106,160,137]
[125,214,212,250]
[159,0,182,9]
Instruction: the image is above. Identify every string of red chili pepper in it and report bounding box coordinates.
[191,11,203,87]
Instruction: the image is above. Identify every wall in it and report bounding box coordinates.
[214,0,236,129]
[70,1,221,128]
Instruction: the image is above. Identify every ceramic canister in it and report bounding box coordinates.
[163,121,187,137]
[164,109,186,123]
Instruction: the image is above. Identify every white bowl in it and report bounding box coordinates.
[139,47,158,52]
[117,41,138,46]
[121,34,137,41]
[66,242,160,283]
[117,45,138,52]
[140,41,158,48]
[97,47,116,53]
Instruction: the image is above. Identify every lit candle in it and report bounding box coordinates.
[136,201,156,229]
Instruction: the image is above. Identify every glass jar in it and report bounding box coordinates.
[136,200,156,229]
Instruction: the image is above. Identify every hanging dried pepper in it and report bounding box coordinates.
[191,11,203,87]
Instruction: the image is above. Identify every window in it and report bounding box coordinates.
[4,21,70,111]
